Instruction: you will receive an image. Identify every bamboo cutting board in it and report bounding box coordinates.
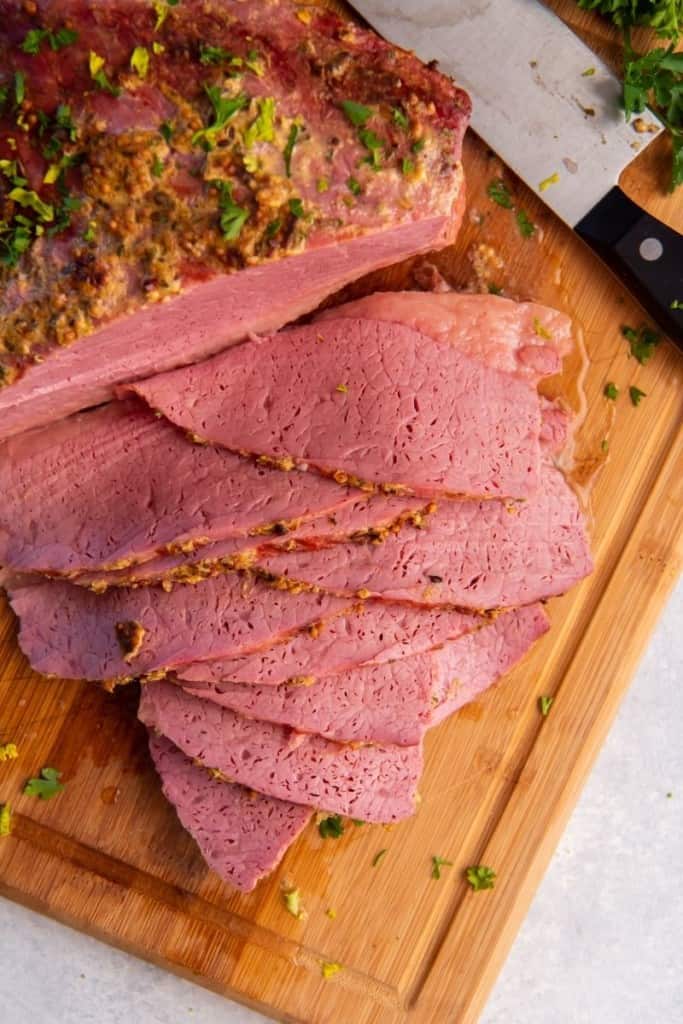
[0,4,681,1022]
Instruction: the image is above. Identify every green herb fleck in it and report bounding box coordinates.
[316,176,329,193]
[621,323,661,364]
[89,51,120,96]
[431,855,454,880]
[671,299,683,309]
[8,187,53,222]
[14,71,25,107]
[516,209,536,238]
[153,0,179,32]
[352,819,365,827]
[264,218,281,239]
[24,766,64,800]
[21,26,78,55]
[582,66,596,76]
[0,804,11,838]
[533,317,552,339]
[318,814,344,839]
[392,106,410,129]
[282,887,304,919]
[341,99,373,126]
[604,381,619,400]
[488,283,503,295]
[539,695,554,716]
[130,45,150,79]
[212,180,249,241]
[244,96,276,149]
[245,49,265,76]
[487,178,514,208]
[539,171,560,192]
[629,385,646,406]
[359,127,384,169]
[150,154,164,178]
[192,86,248,148]
[401,157,414,176]
[160,120,173,143]
[346,176,362,196]
[83,220,97,243]
[411,137,426,154]
[288,197,304,218]
[465,865,496,891]
[283,122,299,177]
[372,848,388,867]
[199,43,238,65]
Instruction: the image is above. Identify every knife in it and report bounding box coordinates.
[351,0,683,346]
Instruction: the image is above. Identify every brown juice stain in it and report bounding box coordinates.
[100,785,121,805]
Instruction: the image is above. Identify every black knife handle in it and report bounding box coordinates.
[576,186,683,349]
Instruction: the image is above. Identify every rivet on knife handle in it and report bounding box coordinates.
[575,187,683,348]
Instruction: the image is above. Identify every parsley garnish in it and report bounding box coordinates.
[372,848,388,867]
[516,209,536,238]
[21,26,78,55]
[89,51,120,96]
[159,120,173,143]
[411,138,426,153]
[0,803,11,838]
[487,178,513,208]
[465,865,496,891]
[431,855,454,880]
[533,317,553,340]
[288,197,304,218]
[604,381,619,400]
[24,766,64,800]
[150,155,164,178]
[346,176,362,196]
[621,323,661,364]
[401,157,414,176]
[282,887,304,918]
[130,46,150,79]
[671,299,683,309]
[283,122,299,177]
[244,96,275,149]
[264,218,281,238]
[14,71,25,107]
[153,0,180,32]
[392,106,410,129]
[341,99,373,126]
[199,44,238,65]
[539,695,554,716]
[488,283,503,295]
[359,127,384,169]
[192,86,248,148]
[212,180,249,241]
[318,814,344,839]
[629,385,646,406]
[8,187,53,222]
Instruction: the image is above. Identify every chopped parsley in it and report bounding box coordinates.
[192,86,248,148]
[8,187,53,223]
[199,44,238,65]
[288,197,304,218]
[533,317,552,340]
[487,178,513,208]
[24,766,64,800]
[14,71,26,107]
[346,176,362,196]
[0,803,11,838]
[316,176,329,192]
[83,220,97,243]
[582,66,596,76]
[153,0,180,32]
[488,283,503,295]
[604,381,619,400]
[282,887,304,919]
[392,106,410,129]
[21,26,78,55]
[283,122,299,177]
[538,171,560,191]
[465,865,496,891]
[371,848,388,867]
[516,209,536,238]
[629,385,646,406]
[321,961,342,979]
[431,855,454,880]
[245,49,265,77]
[401,157,414,176]
[0,743,18,761]
[130,46,150,79]
[89,51,120,96]
[359,127,384,169]
[150,154,164,178]
[411,137,426,154]
[671,299,683,309]
[159,119,173,143]
[244,96,276,148]
[538,695,554,716]
[212,180,249,241]
[621,323,661,364]
[318,814,344,839]
[264,218,281,238]
[341,99,373,126]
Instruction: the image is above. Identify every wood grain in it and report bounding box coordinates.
[0,4,681,1023]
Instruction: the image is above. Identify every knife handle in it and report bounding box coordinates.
[575,186,683,349]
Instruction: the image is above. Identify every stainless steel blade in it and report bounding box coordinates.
[352,0,664,227]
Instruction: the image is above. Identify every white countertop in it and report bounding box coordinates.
[1,581,681,1024]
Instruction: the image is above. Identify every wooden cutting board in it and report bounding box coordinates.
[0,4,681,1022]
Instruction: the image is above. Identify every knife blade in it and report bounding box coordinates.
[351,0,683,345]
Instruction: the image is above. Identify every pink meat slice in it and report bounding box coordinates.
[176,603,481,687]
[0,399,354,575]
[180,606,549,745]
[0,1,469,440]
[4,573,348,682]
[253,462,592,609]
[127,315,545,500]
[139,682,422,823]
[148,733,311,892]
[315,292,572,383]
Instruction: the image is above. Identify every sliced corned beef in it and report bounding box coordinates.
[148,733,311,891]
[0,399,354,576]
[139,682,422,823]
[315,292,572,382]
[176,603,482,688]
[0,0,469,439]
[180,606,548,745]
[127,319,543,500]
[252,462,592,609]
[4,572,349,682]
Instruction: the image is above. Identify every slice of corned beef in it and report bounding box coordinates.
[4,572,349,682]
[176,603,482,687]
[148,732,310,891]
[315,292,572,383]
[0,399,355,576]
[180,606,548,745]
[0,0,470,439]
[432,603,550,725]
[252,461,592,609]
[71,492,432,591]
[128,316,545,500]
[139,682,421,823]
